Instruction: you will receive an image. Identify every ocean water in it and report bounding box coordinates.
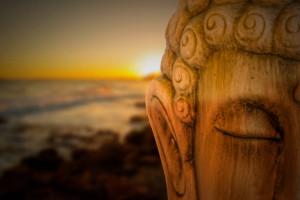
[0,80,150,172]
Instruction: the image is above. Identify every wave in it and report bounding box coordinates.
[0,94,145,117]
[0,80,148,118]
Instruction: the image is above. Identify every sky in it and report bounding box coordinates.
[0,0,178,79]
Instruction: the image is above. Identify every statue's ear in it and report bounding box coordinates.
[146,76,196,199]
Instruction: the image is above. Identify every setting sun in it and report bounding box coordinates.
[138,53,162,76]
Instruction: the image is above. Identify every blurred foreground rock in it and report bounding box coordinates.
[0,125,166,200]
[0,117,8,125]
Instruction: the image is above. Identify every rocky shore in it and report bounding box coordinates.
[0,125,167,200]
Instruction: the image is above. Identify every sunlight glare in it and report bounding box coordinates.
[138,54,162,76]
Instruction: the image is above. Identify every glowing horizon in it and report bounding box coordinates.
[0,0,176,80]
[0,56,162,80]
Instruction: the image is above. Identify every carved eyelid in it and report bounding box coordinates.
[213,103,283,142]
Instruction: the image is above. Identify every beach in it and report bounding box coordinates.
[0,80,166,199]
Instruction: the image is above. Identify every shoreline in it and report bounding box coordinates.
[0,124,167,199]
[0,112,150,173]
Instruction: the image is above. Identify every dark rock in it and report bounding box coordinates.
[14,123,35,132]
[21,148,63,171]
[129,115,149,123]
[0,125,166,200]
[0,117,8,125]
[125,126,157,149]
[135,101,146,108]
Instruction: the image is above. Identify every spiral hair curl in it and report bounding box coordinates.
[160,0,300,125]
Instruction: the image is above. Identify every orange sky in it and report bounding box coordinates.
[0,0,177,79]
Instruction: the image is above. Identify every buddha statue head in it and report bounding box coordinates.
[146,0,300,199]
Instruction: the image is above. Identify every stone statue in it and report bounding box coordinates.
[146,0,300,199]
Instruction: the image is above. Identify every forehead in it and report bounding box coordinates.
[197,50,299,104]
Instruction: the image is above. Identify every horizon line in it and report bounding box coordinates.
[0,72,161,81]
[0,76,161,82]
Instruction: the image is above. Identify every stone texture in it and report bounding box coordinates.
[146,0,300,199]
[187,0,210,16]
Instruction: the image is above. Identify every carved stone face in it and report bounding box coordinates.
[195,51,300,199]
[146,0,300,199]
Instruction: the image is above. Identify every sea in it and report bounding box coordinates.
[0,80,150,173]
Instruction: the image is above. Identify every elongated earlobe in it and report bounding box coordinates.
[146,76,197,200]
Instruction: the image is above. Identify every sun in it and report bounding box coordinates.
[138,53,162,77]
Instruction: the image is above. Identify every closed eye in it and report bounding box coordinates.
[213,102,283,142]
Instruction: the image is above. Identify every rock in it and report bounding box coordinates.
[0,117,8,125]
[129,115,148,123]
[134,101,146,108]
[21,148,63,171]
[0,126,166,200]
